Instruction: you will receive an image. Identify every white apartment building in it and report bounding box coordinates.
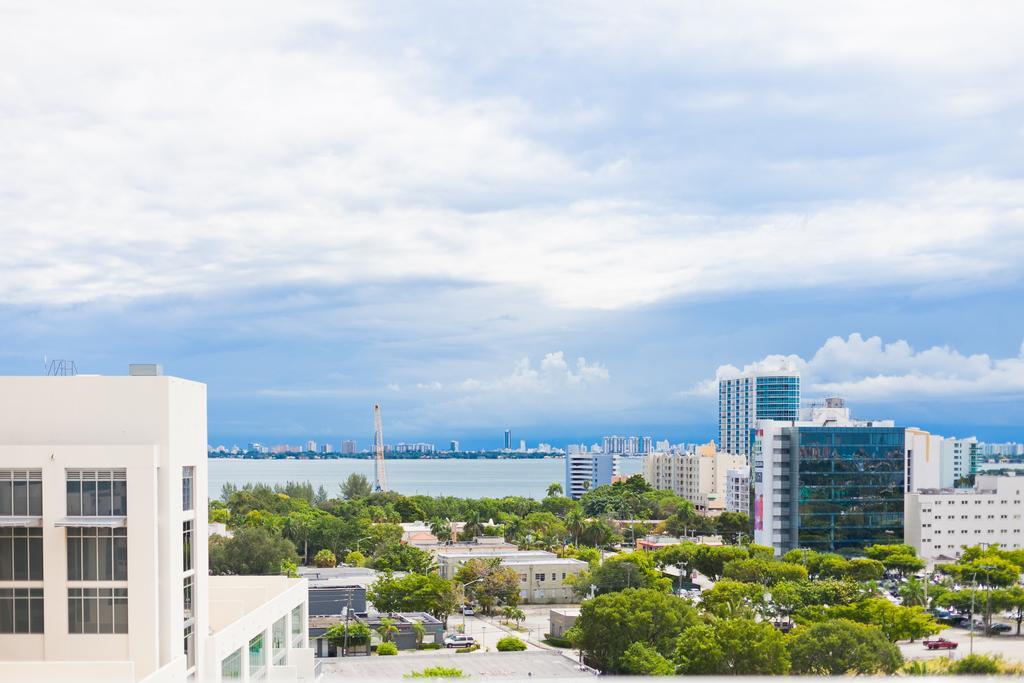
[0,368,315,683]
[942,437,980,487]
[905,474,1024,559]
[905,427,944,492]
[719,370,800,457]
[725,466,750,514]
[643,442,746,513]
[434,550,587,603]
[565,452,618,500]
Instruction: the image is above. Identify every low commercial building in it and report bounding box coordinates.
[548,608,580,638]
[905,474,1024,559]
[643,442,746,513]
[436,550,587,603]
[0,369,316,682]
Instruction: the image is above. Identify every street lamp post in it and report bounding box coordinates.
[460,577,484,629]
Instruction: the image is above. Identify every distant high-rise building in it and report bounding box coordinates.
[341,440,357,454]
[503,429,512,450]
[565,451,619,499]
[305,440,317,452]
[719,369,800,457]
[519,439,526,452]
[655,439,670,452]
[639,436,652,454]
[450,439,460,452]
[319,443,331,454]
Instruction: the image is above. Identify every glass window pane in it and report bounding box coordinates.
[82,536,97,581]
[67,536,81,581]
[66,480,81,516]
[28,535,42,581]
[30,595,43,634]
[97,535,112,581]
[97,481,112,516]
[83,593,98,633]
[28,481,42,516]
[112,481,127,516]
[0,534,11,581]
[82,481,96,516]
[12,481,27,516]
[14,597,29,633]
[0,481,11,515]
[98,594,114,634]
[113,536,128,580]
[0,597,12,633]
[221,649,242,681]
[12,536,27,580]
[114,597,128,633]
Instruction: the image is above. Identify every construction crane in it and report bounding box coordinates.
[372,403,388,492]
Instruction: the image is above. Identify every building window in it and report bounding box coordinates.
[249,633,267,681]
[290,604,304,646]
[535,573,546,582]
[66,470,127,516]
[0,469,42,516]
[183,521,193,573]
[273,616,288,665]
[67,528,127,581]
[182,466,195,512]
[68,587,128,633]
[183,575,193,619]
[0,587,43,633]
[184,622,196,671]
[0,528,43,580]
[221,648,242,681]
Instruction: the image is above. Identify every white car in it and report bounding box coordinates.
[461,605,475,616]
[444,634,476,648]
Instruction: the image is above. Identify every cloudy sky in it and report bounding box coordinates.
[2,2,1023,447]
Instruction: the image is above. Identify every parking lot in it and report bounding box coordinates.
[901,625,1023,663]
[320,650,592,680]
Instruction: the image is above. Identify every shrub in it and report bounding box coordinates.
[455,643,480,653]
[377,641,398,656]
[496,636,527,651]
[405,667,466,679]
[313,549,337,568]
[543,634,571,648]
[419,642,442,650]
[949,654,1000,675]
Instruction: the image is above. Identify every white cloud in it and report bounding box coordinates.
[1,3,1023,313]
[694,333,1024,401]
[442,352,610,394]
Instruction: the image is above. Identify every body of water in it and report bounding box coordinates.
[208,457,645,500]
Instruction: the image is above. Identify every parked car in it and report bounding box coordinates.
[923,638,958,650]
[986,623,1012,634]
[444,634,477,648]
[460,605,475,616]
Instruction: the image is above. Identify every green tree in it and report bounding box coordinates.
[809,598,941,642]
[411,621,426,648]
[209,507,230,524]
[341,473,372,500]
[377,617,399,643]
[454,558,520,615]
[429,517,452,543]
[716,511,751,544]
[280,559,298,578]
[949,654,1001,675]
[367,572,460,625]
[345,550,367,567]
[899,577,927,607]
[460,510,485,541]
[313,549,337,568]
[574,554,668,597]
[788,619,902,675]
[546,482,563,497]
[501,606,526,627]
[692,545,749,580]
[699,579,767,619]
[209,527,298,575]
[674,618,790,675]
[847,558,886,581]
[994,585,1024,635]
[620,642,676,675]
[568,587,698,672]
[564,508,586,546]
[496,636,527,651]
[722,558,808,586]
[373,543,436,573]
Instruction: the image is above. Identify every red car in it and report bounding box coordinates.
[923,638,958,650]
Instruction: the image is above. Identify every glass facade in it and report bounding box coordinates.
[755,375,801,420]
[791,427,905,553]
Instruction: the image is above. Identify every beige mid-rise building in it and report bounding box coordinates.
[643,442,746,513]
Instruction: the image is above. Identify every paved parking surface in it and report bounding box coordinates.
[321,650,592,680]
[901,626,1024,663]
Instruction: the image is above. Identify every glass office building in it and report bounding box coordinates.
[787,426,906,553]
[720,372,800,457]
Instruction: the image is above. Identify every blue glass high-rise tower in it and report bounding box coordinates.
[718,371,800,456]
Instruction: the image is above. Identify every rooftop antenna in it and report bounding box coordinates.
[45,359,77,376]
[372,403,388,492]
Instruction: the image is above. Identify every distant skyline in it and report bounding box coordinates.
[2,3,1023,445]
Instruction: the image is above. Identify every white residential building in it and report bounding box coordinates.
[905,474,1024,560]
[643,442,746,513]
[565,452,618,500]
[942,437,981,487]
[435,550,587,603]
[0,367,315,683]
[905,428,944,492]
[719,369,800,458]
[725,466,750,514]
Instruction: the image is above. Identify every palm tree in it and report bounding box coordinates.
[377,617,399,643]
[502,606,526,628]
[462,510,484,541]
[546,482,564,498]
[565,508,585,546]
[411,621,426,649]
[429,517,452,543]
[900,577,927,607]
